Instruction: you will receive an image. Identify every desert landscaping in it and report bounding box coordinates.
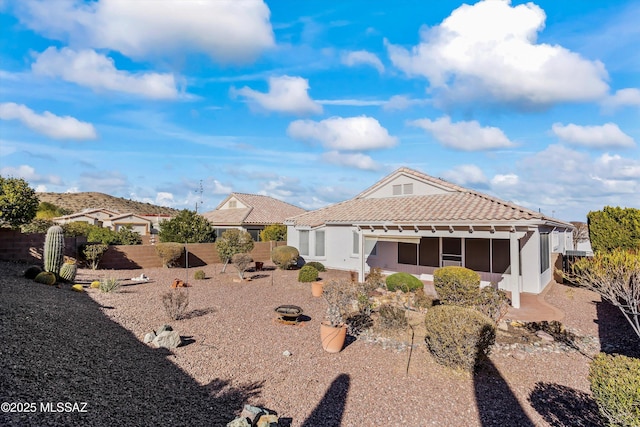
[1,259,637,427]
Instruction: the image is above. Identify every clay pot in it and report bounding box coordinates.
[320,321,347,353]
[311,281,324,297]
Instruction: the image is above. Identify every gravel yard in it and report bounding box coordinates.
[1,260,637,426]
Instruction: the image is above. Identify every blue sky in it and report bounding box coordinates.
[1,0,639,221]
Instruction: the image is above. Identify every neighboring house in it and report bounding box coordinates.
[285,167,575,308]
[202,193,306,241]
[54,208,172,236]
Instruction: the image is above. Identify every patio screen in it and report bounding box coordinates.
[419,237,439,267]
[465,238,490,272]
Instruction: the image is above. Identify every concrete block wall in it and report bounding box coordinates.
[0,229,85,265]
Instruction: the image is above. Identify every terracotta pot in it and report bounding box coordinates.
[320,321,347,353]
[311,281,324,297]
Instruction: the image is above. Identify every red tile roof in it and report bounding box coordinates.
[202,193,306,225]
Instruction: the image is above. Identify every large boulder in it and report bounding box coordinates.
[152,330,181,349]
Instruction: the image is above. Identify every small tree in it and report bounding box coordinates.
[155,242,184,268]
[82,243,109,270]
[570,221,590,249]
[232,253,253,280]
[87,227,120,245]
[116,225,142,245]
[564,248,640,340]
[63,222,96,237]
[159,209,216,243]
[0,176,39,228]
[36,202,70,219]
[21,218,55,234]
[259,224,287,242]
[216,229,254,272]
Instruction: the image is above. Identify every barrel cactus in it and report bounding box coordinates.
[34,271,57,286]
[59,261,77,283]
[44,225,65,275]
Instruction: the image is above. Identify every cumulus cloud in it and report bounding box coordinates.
[79,170,129,194]
[322,151,379,170]
[409,116,514,151]
[602,88,640,110]
[552,122,635,149]
[341,50,384,73]
[0,102,97,140]
[385,0,609,108]
[18,0,274,63]
[287,116,397,151]
[0,164,62,185]
[231,75,322,115]
[32,47,181,99]
[441,164,488,187]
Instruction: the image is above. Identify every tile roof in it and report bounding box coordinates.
[202,193,306,225]
[287,168,572,228]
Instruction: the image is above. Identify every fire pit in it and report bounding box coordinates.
[274,305,303,325]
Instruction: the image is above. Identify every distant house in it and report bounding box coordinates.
[285,167,575,308]
[53,208,172,236]
[202,193,306,241]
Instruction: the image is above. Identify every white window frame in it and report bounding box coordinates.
[315,230,325,258]
[299,230,309,256]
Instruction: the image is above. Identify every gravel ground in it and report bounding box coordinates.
[1,260,637,427]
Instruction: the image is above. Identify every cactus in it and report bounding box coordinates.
[44,225,65,275]
[59,262,77,282]
[34,271,57,286]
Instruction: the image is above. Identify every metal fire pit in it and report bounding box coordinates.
[274,305,303,325]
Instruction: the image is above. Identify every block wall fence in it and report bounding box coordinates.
[0,229,286,270]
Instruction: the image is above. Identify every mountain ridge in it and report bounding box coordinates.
[37,192,180,216]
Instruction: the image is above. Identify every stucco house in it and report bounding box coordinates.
[202,193,306,241]
[285,167,575,308]
[53,208,171,236]
[53,208,119,228]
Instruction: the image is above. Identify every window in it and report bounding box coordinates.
[540,232,550,273]
[216,228,227,239]
[419,237,439,267]
[392,185,402,196]
[465,239,490,272]
[552,230,559,251]
[299,230,309,256]
[442,237,462,266]
[398,242,418,265]
[403,183,413,195]
[492,239,510,274]
[247,228,261,242]
[315,230,325,257]
[228,200,237,208]
[352,231,359,255]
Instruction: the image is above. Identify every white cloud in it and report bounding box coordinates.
[552,122,635,149]
[18,0,274,63]
[409,116,514,151]
[32,47,180,99]
[317,99,385,107]
[287,116,397,151]
[383,95,429,111]
[231,76,322,115]
[322,151,379,171]
[211,180,233,195]
[0,164,62,185]
[341,50,384,73]
[441,164,488,186]
[491,173,519,187]
[602,88,640,110]
[155,192,175,206]
[79,170,129,194]
[0,102,97,140]
[385,0,609,108]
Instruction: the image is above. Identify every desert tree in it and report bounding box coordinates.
[216,229,254,272]
[0,176,39,228]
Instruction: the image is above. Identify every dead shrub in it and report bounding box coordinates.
[162,290,189,320]
[376,304,408,331]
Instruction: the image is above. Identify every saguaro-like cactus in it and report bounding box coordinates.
[44,225,65,275]
[59,261,77,282]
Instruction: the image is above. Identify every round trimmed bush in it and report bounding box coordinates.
[589,353,640,427]
[433,266,481,306]
[34,271,57,286]
[305,261,326,272]
[385,272,423,292]
[298,265,319,283]
[271,245,299,270]
[193,270,206,280]
[424,305,495,372]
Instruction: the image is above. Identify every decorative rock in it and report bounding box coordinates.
[240,405,265,424]
[257,414,279,427]
[536,330,554,342]
[512,351,527,360]
[497,321,509,331]
[156,324,173,334]
[152,330,181,349]
[143,332,156,343]
[283,350,292,357]
[227,418,251,427]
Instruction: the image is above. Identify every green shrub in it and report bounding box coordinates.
[81,243,109,270]
[424,305,496,372]
[23,265,42,280]
[259,224,287,242]
[589,353,640,427]
[433,266,481,305]
[305,261,326,272]
[155,242,184,268]
[99,277,121,293]
[377,304,408,330]
[271,245,299,270]
[193,270,206,280]
[34,271,57,286]
[298,265,319,282]
[385,272,423,292]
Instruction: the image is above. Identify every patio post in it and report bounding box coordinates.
[359,230,365,282]
[510,232,521,308]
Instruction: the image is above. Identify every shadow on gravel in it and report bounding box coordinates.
[474,359,535,427]
[300,373,350,427]
[528,382,604,427]
[595,300,640,358]
[0,263,261,427]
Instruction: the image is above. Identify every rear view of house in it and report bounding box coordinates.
[285,167,575,308]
